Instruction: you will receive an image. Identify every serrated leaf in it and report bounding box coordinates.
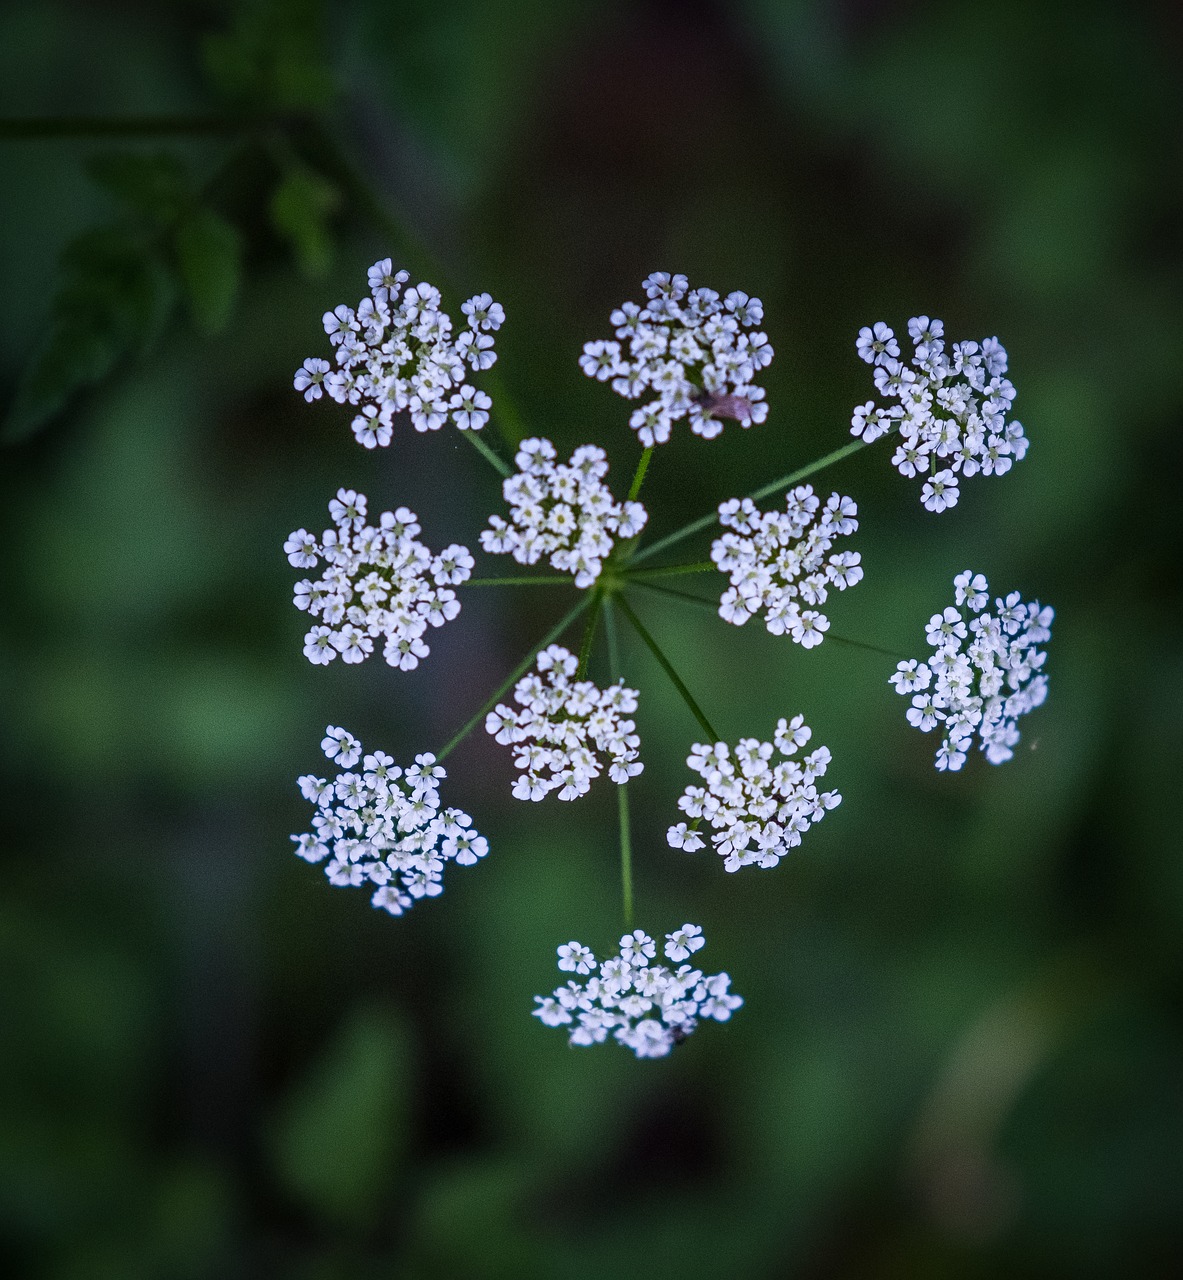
[3,228,174,444]
[87,152,191,225]
[174,209,243,336]
[268,1004,409,1225]
[269,166,338,280]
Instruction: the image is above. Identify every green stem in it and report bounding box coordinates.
[630,437,871,566]
[604,596,622,679]
[633,579,908,659]
[482,367,526,448]
[575,591,603,678]
[0,114,264,140]
[603,600,634,929]
[631,579,717,611]
[617,779,635,930]
[435,595,590,762]
[615,594,721,743]
[466,574,575,587]
[460,428,511,477]
[627,445,655,502]
[746,438,871,505]
[627,560,714,580]
[827,631,910,662]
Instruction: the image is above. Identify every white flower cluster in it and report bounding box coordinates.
[291,727,488,916]
[711,485,863,647]
[667,718,841,871]
[485,645,643,801]
[851,317,1029,511]
[890,570,1054,770]
[293,258,503,447]
[480,437,648,588]
[532,924,743,1058]
[580,271,773,446]
[285,488,473,670]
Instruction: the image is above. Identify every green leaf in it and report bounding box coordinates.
[86,152,190,225]
[201,0,334,112]
[3,228,174,444]
[174,209,243,335]
[269,166,338,279]
[267,1003,409,1226]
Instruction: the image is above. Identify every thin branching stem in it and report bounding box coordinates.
[603,601,634,928]
[615,594,721,743]
[604,596,622,678]
[637,581,906,660]
[633,579,909,659]
[627,445,654,502]
[466,574,575,587]
[616,776,635,930]
[460,428,512,477]
[630,437,871,566]
[827,632,910,662]
[575,590,603,679]
[436,595,590,762]
[631,579,716,611]
[627,560,714,580]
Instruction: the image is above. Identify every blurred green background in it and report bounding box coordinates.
[2,0,1181,1276]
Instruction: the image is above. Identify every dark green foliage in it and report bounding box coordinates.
[87,151,191,225]
[3,225,174,442]
[269,163,339,280]
[267,1004,410,1226]
[175,207,243,334]
[1,0,1181,1276]
[201,0,335,112]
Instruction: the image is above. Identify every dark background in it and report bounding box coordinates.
[2,1,1181,1276]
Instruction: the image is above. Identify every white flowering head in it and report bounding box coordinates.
[480,437,648,588]
[580,272,773,446]
[667,717,841,871]
[293,259,502,446]
[485,644,643,801]
[532,923,741,1058]
[291,728,488,915]
[712,485,863,645]
[852,316,1027,509]
[285,488,473,670]
[890,570,1053,770]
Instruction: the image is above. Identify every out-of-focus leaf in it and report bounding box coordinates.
[267,1003,409,1225]
[3,227,173,444]
[86,152,191,225]
[269,166,338,279]
[174,208,243,335]
[359,0,589,196]
[410,1160,547,1278]
[202,0,334,111]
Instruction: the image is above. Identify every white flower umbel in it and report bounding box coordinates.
[480,437,648,588]
[293,259,503,446]
[667,718,841,871]
[711,485,863,646]
[291,728,488,916]
[533,924,742,1058]
[485,644,643,801]
[851,316,1028,510]
[890,570,1054,770]
[286,488,473,670]
[580,271,773,446]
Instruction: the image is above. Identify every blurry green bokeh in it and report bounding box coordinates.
[2,1,1181,1276]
